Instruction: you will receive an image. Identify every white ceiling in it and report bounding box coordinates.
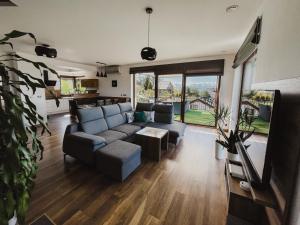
[0,0,262,66]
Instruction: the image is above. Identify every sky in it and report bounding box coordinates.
[158,74,218,86]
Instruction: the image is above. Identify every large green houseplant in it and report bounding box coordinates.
[0,31,59,225]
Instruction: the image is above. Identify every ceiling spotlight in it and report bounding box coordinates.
[226,5,239,13]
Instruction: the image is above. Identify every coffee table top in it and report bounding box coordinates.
[136,127,168,139]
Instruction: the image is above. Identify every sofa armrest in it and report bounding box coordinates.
[68,132,106,146]
[65,123,80,135]
[63,132,106,154]
[65,132,106,147]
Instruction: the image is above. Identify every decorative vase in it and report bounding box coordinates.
[8,212,17,225]
[215,141,225,160]
[227,152,240,162]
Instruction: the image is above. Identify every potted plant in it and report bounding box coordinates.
[0,31,59,225]
[212,105,230,159]
[216,109,255,161]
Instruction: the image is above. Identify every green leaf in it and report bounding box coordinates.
[5,190,16,219]
[0,198,9,225]
[48,89,60,107]
[0,41,13,49]
[3,30,36,43]
[16,190,30,225]
[216,140,229,148]
[0,30,57,225]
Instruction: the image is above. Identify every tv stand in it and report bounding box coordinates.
[224,159,276,225]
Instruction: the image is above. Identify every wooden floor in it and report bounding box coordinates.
[27,114,227,225]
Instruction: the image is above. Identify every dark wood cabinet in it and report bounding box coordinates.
[225,159,275,225]
[80,79,99,88]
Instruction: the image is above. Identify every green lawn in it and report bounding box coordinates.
[175,110,215,126]
[175,110,270,132]
[240,117,270,135]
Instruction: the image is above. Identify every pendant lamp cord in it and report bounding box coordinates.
[148,13,150,47]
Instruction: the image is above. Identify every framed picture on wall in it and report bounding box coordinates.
[112,80,117,87]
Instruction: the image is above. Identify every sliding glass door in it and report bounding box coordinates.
[157,74,183,121]
[133,72,220,127]
[183,75,219,126]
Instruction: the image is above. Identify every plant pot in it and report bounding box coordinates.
[227,152,240,162]
[215,141,225,160]
[8,212,17,225]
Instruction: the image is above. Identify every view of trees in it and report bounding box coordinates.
[135,74,218,126]
[135,73,155,103]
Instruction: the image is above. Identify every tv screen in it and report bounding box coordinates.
[238,90,280,188]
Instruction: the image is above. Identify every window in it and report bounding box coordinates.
[134,73,155,105]
[60,78,75,96]
[239,54,271,135]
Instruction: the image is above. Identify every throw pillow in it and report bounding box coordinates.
[134,111,147,122]
[125,112,134,123]
[144,111,155,122]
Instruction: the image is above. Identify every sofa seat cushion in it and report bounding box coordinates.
[146,121,186,138]
[110,124,142,136]
[96,130,127,144]
[97,140,141,164]
[96,140,141,181]
[130,121,148,128]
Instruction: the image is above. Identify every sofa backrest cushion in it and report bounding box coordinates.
[153,104,174,124]
[135,102,154,112]
[118,102,133,121]
[77,107,108,134]
[118,102,132,112]
[102,104,125,128]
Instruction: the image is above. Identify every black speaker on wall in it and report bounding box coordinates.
[35,45,57,58]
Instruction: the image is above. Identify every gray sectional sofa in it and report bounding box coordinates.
[63,102,186,181]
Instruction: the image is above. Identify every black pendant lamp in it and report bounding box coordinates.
[96,62,100,77]
[141,7,157,61]
[103,66,107,77]
[96,62,107,78]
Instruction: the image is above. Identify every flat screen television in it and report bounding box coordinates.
[237,90,280,189]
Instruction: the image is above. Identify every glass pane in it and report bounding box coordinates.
[157,74,182,121]
[61,79,75,95]
[239,56,271,135]
[184,76,218,126]
[135,73,155,104]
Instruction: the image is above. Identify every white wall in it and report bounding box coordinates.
[99,54,235,107]
[98,65,131,97]
[254,0,300,84]
[251,0,300,224]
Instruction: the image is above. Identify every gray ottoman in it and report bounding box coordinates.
[96,140,141,181]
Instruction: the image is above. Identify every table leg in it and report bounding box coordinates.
[152,138,161,162]
[161,132,169,151]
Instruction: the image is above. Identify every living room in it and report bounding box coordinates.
[0,0,299,225]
